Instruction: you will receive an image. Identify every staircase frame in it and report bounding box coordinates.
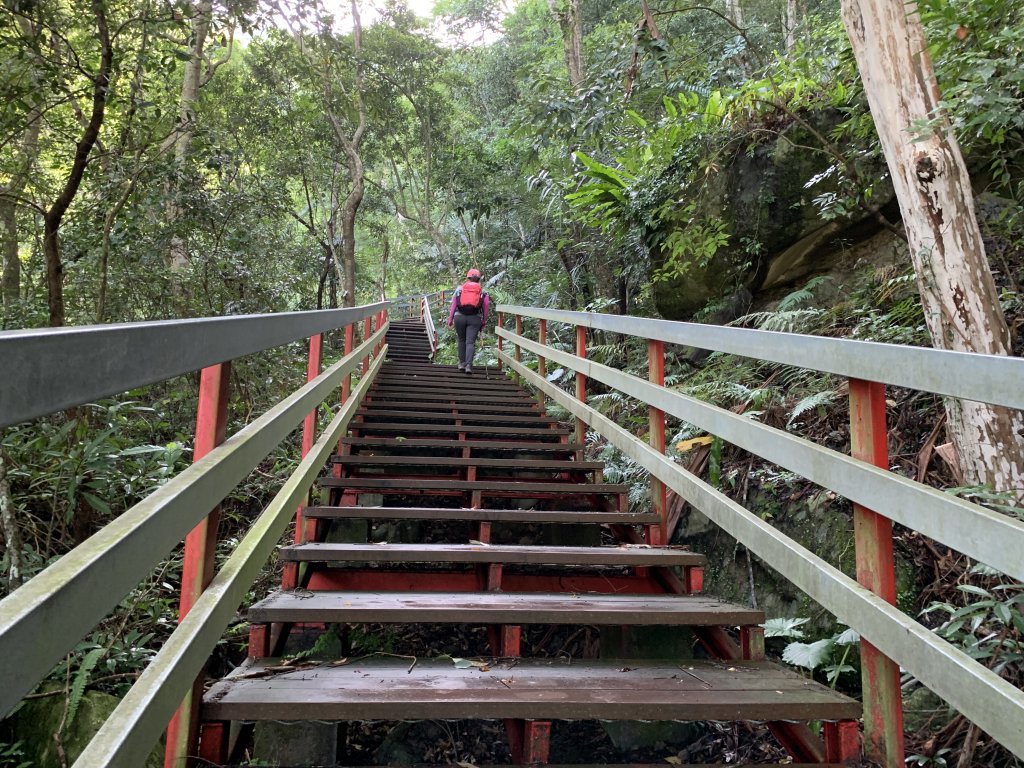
[1,298,1023,767]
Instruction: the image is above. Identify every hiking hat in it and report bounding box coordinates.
[466,268,481,278]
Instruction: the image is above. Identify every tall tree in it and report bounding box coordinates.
[840,0,1024,496]
[547,0,584,89]
[0,9,44,311]
[41,0,113,327]
[162,0,235,273]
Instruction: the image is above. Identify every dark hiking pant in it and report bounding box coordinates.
[454,312,483,370]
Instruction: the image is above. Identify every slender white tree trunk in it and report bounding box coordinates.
[841,0,1024,497]
[164,0,214,272]
[548,0,584,89]
[784,0,799,52]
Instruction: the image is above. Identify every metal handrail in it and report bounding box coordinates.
[504,329,1024,583]
[499,304,1024,410]
[0,304,387,722]
[0,304,388,429]
[496,304,1024,763]
[422,294,438,357]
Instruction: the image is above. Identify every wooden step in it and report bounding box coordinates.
[355,410,557,426]
[203,657,861,722]
[303,505,658,524]
[347,423,569,438]
[373,379,526,395]
[330,456,603,471]
[319,478,625,495]
[393,364,503,373]
[279,542,701,566]
[372,370,520,385]
[247,591,760,625]
[368,387,532,405]
[341,438,584,453]
[357,399,542,414]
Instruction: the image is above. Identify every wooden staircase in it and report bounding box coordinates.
[199,320,861,765]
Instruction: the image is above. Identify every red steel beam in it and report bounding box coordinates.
[850,378,902,766]
[574,325,587,461]
[165,362,231,768]
[647,340,667,545]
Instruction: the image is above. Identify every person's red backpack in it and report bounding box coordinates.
[457,281,483,314]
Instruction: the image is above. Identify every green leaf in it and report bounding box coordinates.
[82,492,112,516]
[782,638,834,670]
[761,617,808,639]
[835,627,861,646]
[68,648,106,727]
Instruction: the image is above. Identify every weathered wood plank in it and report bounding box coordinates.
[329,456,603,470]
[339,438,584,453]
[349,423,567,437]
[279,542,702,566]
[247,591,758,625]
[203,658,861,722]
[318,478,625,494]
[302,506,658,524]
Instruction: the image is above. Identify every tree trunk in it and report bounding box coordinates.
[163,0,214,272]
[333,0,366,308]
[43,0,112,327]
[726,0,744,27]
[339,170,363,308]
[0,443,23,591]
[784,0,799,52]
[1,200,19,308]
[548,0,584,89]
[841,0,1024,496]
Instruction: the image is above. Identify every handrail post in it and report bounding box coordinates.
[362,315,373,375]
[497,312,504,371]
[336,323,356,470]
[341,323,354,405]
[294,334,323,547]
[575,325,587,460]
[514,315,523,365]
[537,319,547,409]
[420,297,425,322]
[647,340,667,545]
[165,362,231,768]
[850,378,903,767]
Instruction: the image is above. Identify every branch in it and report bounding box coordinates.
[200,25,234,87]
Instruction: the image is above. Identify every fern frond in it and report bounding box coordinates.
[67,647,106,727]
[787,389,839,427]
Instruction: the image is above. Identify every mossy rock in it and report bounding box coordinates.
[651,110,894,319]
[13,690,163,768]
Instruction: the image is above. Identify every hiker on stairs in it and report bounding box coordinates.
[448,268,490,374]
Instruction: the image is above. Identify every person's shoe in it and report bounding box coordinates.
[457,363,466,371]
[464,366,472,375]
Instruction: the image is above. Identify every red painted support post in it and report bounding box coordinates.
[341,323,354,405]
[521,721,551,764]
[497,312,504,371]
[537,319,547,409]
[647,340,667,545]
[575,325,587,460]
[362,315,373,375]
[165,362,231,768]
[824,720,862,763]
[514,315,523,365]
[294,334,322,547]
[850,378,903,767]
